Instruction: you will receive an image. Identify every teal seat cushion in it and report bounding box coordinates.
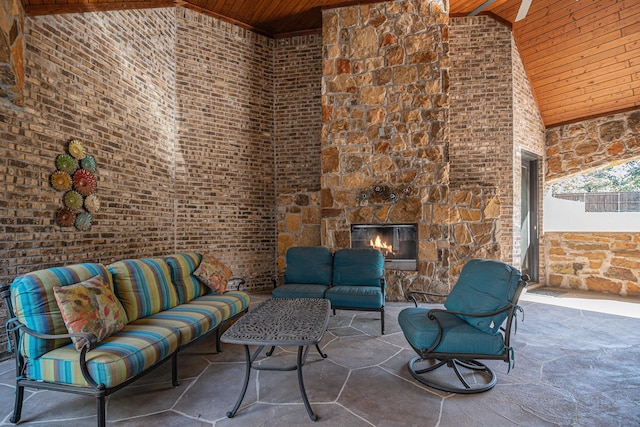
[284,247,334,285]
[333,248,384,286]
[272,284,329,299]
[325,285,383,309]
[444,259,521,334]
[398,307,506,355]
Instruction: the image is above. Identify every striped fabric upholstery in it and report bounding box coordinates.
[164,253,207,304]
[109,258,179,322]
[10,263,114,360]
[25,323,180,388]
[133,303,223,346]
[189,291,250,321]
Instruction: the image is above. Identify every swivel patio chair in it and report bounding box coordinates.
[398,258,528,394]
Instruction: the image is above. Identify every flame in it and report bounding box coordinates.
[369,235,394,256]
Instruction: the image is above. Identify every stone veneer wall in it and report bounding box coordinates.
[545,109,640,295]
[0,0,23,106]
[0,8,278,357]
[449,16,545,270]
[274,34,323,273]
[321,0,453,299]
[545,232,640,297]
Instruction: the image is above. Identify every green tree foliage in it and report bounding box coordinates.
[552,160,640,194]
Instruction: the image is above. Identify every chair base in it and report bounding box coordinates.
[407,355,497,394]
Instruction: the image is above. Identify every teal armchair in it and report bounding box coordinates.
[398,259,528,393]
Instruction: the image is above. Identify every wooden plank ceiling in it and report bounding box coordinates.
[22,0,640,128]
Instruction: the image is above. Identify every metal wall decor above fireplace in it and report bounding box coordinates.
[350,223,418,271]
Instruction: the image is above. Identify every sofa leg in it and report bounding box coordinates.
[172,353,180,387]
[10,384,23,423]
[215,328,222,353]
[96,392,106,427]
[381,307,385,335]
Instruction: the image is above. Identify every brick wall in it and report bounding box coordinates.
[450,16,545,268]
[175,9,276,287]
[0,8,279,358]
[274,34,323,273]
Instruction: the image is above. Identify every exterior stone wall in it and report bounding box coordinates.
[545,109,640,295]
[274,34,323,273]
[546,110,640,182]
[0,0,23,107]
[545,232,640,297]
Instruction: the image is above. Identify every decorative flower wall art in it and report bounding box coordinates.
[51,139,100,231]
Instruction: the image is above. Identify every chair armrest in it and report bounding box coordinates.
[426,304,513,321]
[406,290,448,307]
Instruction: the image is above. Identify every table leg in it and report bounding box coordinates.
[226,345,252,418]
[297,345,318,421]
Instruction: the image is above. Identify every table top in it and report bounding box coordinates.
[221,298,331,347]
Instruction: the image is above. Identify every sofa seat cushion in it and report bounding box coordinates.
[272,284,329,299]
[164,253,207,304]
[325,286,383,309]
[108,258,179,322]
[398,308,505,355]
[11,263,114,360]
[25,323,180,388]
[188,291,250,321]
[132,304,224,346]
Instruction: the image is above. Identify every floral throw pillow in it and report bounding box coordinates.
[53,275,128,351]
[193,253,232,294]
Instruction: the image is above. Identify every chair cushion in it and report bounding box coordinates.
[25,323,181,388]
[272,284,329,299]
[11,263,114,359]
[284,246,333,285]
[398,307,506,355]
[332,248,384,287]
[108,258,179,322]
[325,285,383,309]
[444,259,521,334]
[165,252,207,303]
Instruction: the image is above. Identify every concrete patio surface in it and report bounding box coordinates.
[0,289,638,426]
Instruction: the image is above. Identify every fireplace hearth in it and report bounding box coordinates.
[351,224,418,271]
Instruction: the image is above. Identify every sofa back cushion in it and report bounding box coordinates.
[332,248,385,286]
[444,258,522,334]
[164,253,207,303]
[10,263,113,359]
[108,258,179,322]
[284,246,333,286]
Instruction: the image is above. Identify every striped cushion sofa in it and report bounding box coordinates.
[0,252,250,427]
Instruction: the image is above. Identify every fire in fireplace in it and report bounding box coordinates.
[350,224,418,270]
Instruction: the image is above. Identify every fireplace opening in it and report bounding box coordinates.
[350,224,418,271]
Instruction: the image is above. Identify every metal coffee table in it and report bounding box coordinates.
[221,298,331,421]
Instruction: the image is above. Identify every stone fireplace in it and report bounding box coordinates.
[320,1,452,300]
[351,223,418,270]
